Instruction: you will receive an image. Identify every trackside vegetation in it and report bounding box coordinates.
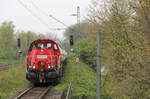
[0,64,29,99]
[0,21,45,60]
[54,54,96,98]
[64,0,150,98]
[54,54,110,99]
[73,38,97,71]
[0,59,19,66]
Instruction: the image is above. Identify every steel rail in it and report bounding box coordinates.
[14,86,51,99]
[38,86,51,99]
[66,79,72,99]
[14,86,33,99]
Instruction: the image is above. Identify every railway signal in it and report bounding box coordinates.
[70,35,74,46]
[17,38,21,49]
[17,38,22,63]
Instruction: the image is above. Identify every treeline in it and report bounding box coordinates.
[0,21,45,60]
[65,0,150,98]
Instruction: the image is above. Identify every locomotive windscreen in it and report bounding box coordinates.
[29,42,52,51]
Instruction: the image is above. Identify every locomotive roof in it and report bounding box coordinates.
[31,39,57,44]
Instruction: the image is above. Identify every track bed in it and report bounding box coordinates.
[0,63,20,71]
[14,86,64,99]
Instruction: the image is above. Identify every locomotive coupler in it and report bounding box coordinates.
[39,70,46,83]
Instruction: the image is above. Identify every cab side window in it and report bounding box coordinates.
[47,43,52,49]
[54,44,58,51]
[32,44,36,49]
[29,44,33,51]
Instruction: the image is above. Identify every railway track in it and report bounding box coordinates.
[14,86,64,99]
[0,63,20,71]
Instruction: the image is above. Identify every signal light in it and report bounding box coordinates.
[17,38,21,49]
[70,35,74,46]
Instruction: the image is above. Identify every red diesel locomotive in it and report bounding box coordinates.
[26,39,67,83]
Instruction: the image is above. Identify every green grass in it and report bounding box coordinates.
[54,53,97,98]
[0,64,29,99]
[0,59,19,66]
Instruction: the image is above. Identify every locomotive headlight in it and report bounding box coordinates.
[33,64,36,69]
[48,64,50,69]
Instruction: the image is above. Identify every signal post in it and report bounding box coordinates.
[18,38,22,64]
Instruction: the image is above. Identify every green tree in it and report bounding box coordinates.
[64,22,89,42]
[0,21,17,59]
[86,0,150,98]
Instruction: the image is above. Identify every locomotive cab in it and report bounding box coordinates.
[26,39,62,83]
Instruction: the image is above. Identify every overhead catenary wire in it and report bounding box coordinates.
[31,0,76,32]
[49,15,68,27]
[17,0,58,31]
[30,0,69,28]
[30,0,48,17]
[30,0,68,44]
[48,14,76,33]
[18,0,77,37]
[30,0,77,34]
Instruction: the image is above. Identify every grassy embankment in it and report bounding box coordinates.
[0,64,29,99]
[54,54,97,98]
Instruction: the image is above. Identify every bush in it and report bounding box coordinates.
[73,38,97,70]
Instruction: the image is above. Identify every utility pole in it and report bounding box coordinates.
[77,6,80,59]
[97,31,101,99]
[72,6,80,58]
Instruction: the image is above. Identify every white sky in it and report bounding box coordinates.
[0,0,91,39]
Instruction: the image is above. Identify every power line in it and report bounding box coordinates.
[30,0,68,29]
[17,0,54,31]
[30,0,49,19]
[49,15,68,27]
[30,0,68,27]
[19,0,75,34]
[48,28,66,30]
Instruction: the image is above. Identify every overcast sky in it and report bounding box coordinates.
[0,0,91,39]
